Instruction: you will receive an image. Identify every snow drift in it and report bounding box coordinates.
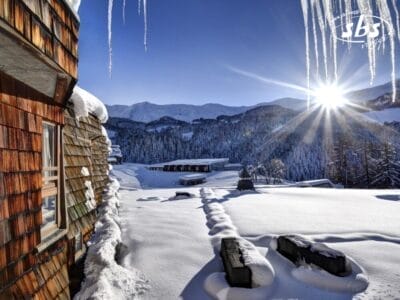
[200,188,275,296]
[74,177,149,300]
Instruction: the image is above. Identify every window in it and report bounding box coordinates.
[41,122,60,237]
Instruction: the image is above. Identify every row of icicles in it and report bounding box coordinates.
[300,0,399,106]
[106,0,399,105]
[108,0,148,76]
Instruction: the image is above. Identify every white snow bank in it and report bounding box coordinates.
[200,188,275,292]
[74,177,149,300]
[268,236,369,293]
[292,259,369,293]
[204,273,273,300]
[70,86,108,123]
[238,240,274,287]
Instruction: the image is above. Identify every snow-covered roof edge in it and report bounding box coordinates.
[62,0,80,20]
[70,85,109,123]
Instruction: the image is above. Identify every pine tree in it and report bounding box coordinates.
[371,142,400,188]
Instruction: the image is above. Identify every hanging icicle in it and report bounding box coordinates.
[376,0,396,102]
[107,0,149,75]
[301,0,311,107]
[322,0,338,81]
[123,0,126,24]
[392,0,400,42]
[143,0,148,51]
[315,0,329,81]
[311,0,320,79]
[108,0,113,77]
[300,0,399,102]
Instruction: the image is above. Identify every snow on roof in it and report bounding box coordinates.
[162,158,229,166]
[296,179,335,187]
[63,0,80,19]
[70,86,108,123]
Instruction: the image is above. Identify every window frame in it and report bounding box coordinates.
[41,121,62,239]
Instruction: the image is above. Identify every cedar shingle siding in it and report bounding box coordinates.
[0,1,110,298]
[0,0,79,78]
[0,71,69,298]
[63,107,109,265]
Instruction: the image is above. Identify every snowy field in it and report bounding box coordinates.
[112,164,400,299]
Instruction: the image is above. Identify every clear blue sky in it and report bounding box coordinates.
[77,0,400,106]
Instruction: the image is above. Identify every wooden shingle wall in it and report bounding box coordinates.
[0,0,79,78]
[63,106,109,263]
[0,71,70,298]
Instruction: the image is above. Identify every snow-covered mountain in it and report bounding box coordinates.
[106,102,252,122]
[106,103,400,186]
[106,105,297,164]
[263,97,308,111]
[345,79,400,103]
[106,80,399,123]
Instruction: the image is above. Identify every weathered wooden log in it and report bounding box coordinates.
[220,238,252,288]
[277,235,311,264]
[277,235,351,276]
[307,243,349,276]
[175,191,191,197]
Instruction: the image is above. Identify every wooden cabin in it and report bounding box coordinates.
[0,1,110,299]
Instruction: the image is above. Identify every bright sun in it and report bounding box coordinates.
[313,84,348,109]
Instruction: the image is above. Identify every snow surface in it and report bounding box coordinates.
[108,164,400,299]
[364,107,400,122]
[74,177,149,300]
[70,86,108,123]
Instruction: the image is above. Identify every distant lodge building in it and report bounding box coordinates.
[0,1,110,299]
[148,158,230,173]
[179,174,206,186]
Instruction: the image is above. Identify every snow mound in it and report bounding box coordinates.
[74,177,149,300]
[238,239,275,287]
[200,188,275,292]
[70,86,108,123]
[204,273,273,300]
[268,236,369,294]
[292,256,369,293]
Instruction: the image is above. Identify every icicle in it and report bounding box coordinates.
[143,0,148,51]
[138,0,141,15]
[108,0,113,76]
[376,0,396,102]
[123,0,126,24]
[315,0,329,80]
[391,0,400,42]
[311,0,320,78]
[356,0,376,83]
[338,0,344,31]
[344,0,352,48]
[322,0,338,81]
[300,0,310,107]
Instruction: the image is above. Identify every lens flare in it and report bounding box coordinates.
[313,84,348,109]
